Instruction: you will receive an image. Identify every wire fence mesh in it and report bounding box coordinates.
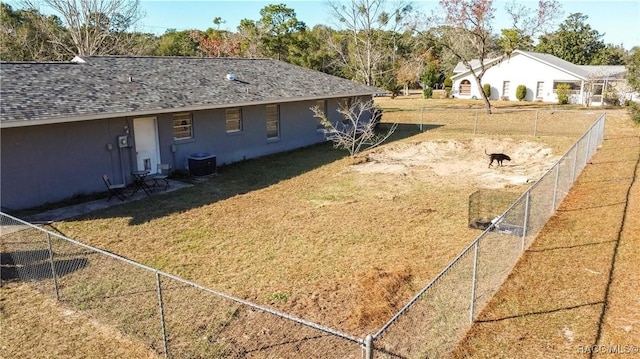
[0,216,362,358]
[0,224,54,294]
[371,246,476,358]
[1,112,605,358]
[158,273,363,358]
[368,113,606,357]
[50,234,165,353]
[388,108,598,137]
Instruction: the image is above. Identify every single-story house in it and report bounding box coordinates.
[451,50,630,106]
[0,56,383,211]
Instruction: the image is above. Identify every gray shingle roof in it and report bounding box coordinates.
[578,65,627,79]
[453,59,483,74]
[1,56,384,127]
[517,50,590,78]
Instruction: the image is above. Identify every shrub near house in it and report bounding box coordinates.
[483,83,491,98]
[556,84,571,104]
[516,85,527,101]
[444,77,453,98]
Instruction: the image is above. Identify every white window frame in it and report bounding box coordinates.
[459,80,472,95]
[502,81,511,98]
[536,81,544,99]
[173,113,193,140]
[226,108,242,133]
[266,104,280,140]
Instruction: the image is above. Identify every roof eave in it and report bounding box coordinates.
[0,92,380,128]
[517,51,588,80]
[450,55,505,80]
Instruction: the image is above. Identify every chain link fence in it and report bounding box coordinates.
[386,107,598,137]
[1,111,605,358]
[0,217,363,358]
[369,113,605,357]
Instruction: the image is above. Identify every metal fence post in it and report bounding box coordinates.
[473,110,478,134]
[592,123,599,154]
[420,108,424,132]
[521,191,530,251]
[552,164,560,210]
[584,127,592,167]
[364,334,373,359]
[572,143,579,182]
[533,110,538,136]
[46,233,60,301]
[469,240,480,323]
[156,272,169,358]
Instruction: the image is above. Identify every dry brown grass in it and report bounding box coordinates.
[450,110,640,358]
[0,282,159,358]
[3,96,630,357]
[352,265,414,329]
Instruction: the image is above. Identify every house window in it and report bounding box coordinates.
[315,100,327,130]
[553,81,581,94]
[266,105,279,139]
[502,81,510,98]
[226,108,242,133]
[536,81,544,99]
[459,80,471,95]
[173,113,193,140]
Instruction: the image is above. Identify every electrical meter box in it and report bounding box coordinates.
[118,135,129,148]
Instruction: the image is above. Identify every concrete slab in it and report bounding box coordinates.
[23,179,192,223]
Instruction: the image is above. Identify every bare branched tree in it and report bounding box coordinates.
[501,0,562,52]
[0,3,70,60]
[20,0,143,56]
[505,0,562,40]
[434,0,500,114]
[311,99,396,156]
[327,0,412,86]
[409,0,561,114]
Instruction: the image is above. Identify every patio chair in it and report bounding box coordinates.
[102,174,126,201]
[150,163,171,191]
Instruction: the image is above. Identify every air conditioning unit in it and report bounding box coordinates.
[188,153,217,176]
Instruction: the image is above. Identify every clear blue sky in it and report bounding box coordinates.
[137,0,640,49]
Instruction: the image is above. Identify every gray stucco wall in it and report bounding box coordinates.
[167,100,328,169]
[156,97,355,171]
[1,96,368,210]
[1,117,131,211]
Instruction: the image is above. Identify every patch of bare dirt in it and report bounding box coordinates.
[352,138,560,188]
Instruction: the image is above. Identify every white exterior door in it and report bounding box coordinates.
[591,83,604,106]
[133,116,160,173]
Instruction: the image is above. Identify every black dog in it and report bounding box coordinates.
[485,150,511,168]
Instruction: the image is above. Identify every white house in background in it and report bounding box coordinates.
[451,50,630,106]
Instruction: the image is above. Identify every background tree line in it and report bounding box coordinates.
[1,0,638,99]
